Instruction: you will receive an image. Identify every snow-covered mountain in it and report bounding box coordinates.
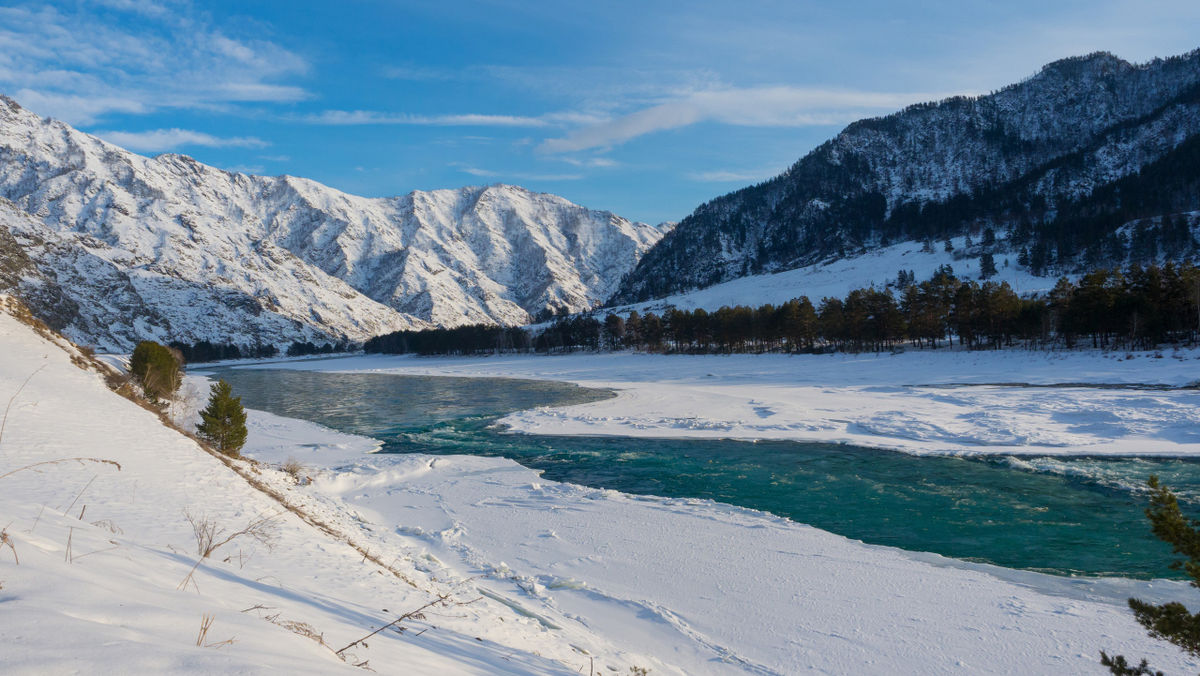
[613,50,1200,303]
[0,95,669,350]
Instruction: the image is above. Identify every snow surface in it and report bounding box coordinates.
[260,349,1200,457]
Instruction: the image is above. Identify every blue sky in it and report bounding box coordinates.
[1,0,1198,224]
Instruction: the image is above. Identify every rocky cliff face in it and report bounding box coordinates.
[0,96,669,350]
[613,50,1200,303]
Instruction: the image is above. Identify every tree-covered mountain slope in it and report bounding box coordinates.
[613,50,1200,303]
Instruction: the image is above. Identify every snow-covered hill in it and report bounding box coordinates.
[0,96,669,350]
[0,297,664,674]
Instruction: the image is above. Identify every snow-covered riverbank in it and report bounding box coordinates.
[237,407,1200,674]
[253,348,1200,456]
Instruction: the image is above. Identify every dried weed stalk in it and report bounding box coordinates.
[0,458,121,481]
[0,526,17,564]
[336,594,477,656]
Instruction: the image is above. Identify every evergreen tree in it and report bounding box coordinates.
[130,340,181,402]
[1101,476,1200,675]
[979,253,998,279]
[196,379,247,457]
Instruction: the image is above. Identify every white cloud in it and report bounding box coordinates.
[94,128,268,152]
[302,110,550,127]
[561,156,619,168]
[0,3,309,124]
[687,168,783,182]
[11,88,148,124]
[539,86,950,153]
[453,165,583,181]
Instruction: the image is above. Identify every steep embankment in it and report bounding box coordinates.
[0,299,655,674]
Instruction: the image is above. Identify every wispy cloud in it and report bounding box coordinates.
[94,127,268,152]
[0,2,309,124]
[454,165,583,181]
[539,86,947,153]
[687,167,784,183]
[301,110,550,127]
[561,156,619,168]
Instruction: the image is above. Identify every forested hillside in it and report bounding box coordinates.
[613,50,1200,303]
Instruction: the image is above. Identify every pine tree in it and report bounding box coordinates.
[130,340,181,402]
[979,253,998,279]
[196,379,247,457]
[1101,476,1200,674]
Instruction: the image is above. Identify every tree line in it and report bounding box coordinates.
[365,262,1200,356]
[167,339,359,363]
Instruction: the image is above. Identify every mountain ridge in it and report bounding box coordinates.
[0,95,669,350]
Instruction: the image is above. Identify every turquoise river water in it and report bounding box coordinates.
[213,366,1200,580]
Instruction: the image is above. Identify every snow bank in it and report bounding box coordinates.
[261,348,1200,456]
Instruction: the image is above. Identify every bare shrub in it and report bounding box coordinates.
[179,511,279,590]
[186,511,278,559]
[280,458,307,484]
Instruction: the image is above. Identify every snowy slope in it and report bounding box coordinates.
[0,95,668,350]
[606,235,1057,316]
[0,298,664,675]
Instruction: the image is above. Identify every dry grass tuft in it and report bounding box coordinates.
[195,613,236,648]
[1,526,17,564]
[0,363,44,449]
[280,457,307,484]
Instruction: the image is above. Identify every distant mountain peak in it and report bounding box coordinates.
[0,96,669,350]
